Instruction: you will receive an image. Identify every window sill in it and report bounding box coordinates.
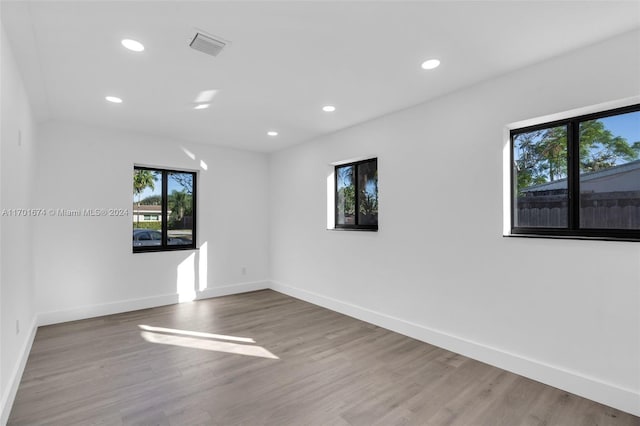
[133,246,199,253]
[503,234,640,243]
[327,228,378,232]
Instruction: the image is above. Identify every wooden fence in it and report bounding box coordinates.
[516,191,640,228]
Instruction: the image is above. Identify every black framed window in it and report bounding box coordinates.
[511,104,640,241]
[335,158,378,230]
[133,166,197,252]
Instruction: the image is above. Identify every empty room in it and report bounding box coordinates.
[1,1,639,424]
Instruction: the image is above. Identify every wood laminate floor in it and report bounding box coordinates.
[8,290,640,425]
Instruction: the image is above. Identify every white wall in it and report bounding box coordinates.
[33,122,270,324]
[0,22,38,424]
[269,30,640,415]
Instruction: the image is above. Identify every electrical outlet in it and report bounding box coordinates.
[16,319,20,335]
[241,267,247,275]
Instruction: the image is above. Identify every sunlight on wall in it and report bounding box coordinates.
[174,145,208,299]
[181,147,196,160]
[194,89,218,103]
[177,253,196,302]
[502,127,511,235]
[139,325,279,359]
[198,241,208,291]
[326,169,335,229]
[180,146,208,171]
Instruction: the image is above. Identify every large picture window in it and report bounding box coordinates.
[133,166,197,251]
[335,158,378,230]
[511,104,640,240]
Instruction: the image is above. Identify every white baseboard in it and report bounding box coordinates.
[0,316,37,426]
[269,280,640,417]
[196,281,269,300]
[37,293,180,326]
[36,281,271,327]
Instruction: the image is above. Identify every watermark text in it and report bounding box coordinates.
[1,208,130,217]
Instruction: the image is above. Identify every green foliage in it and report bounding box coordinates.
[133,169,158,227]
[167,190,193,228]
[515,120,639,194]
[337,166,355,216]
[140,195,161,205]
[133,170,157,198]
[360,191,378,215]
[338,186,355,216]
[579,119,639,172]
[134,222,161,230]
[359,169,378,215]
[515,127,568,193]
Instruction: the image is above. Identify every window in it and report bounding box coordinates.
[511,104,640,240]
[133,166,197,251]
[335,158,378,230]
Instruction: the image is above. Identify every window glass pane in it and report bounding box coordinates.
[579,111,640,229]
[133,169,163,247]
[336,165,355,225]
[513,126,568,228]
[357,160,378,226]
[167,172,194,245]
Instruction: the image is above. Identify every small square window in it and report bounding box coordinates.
[335,158,378,230]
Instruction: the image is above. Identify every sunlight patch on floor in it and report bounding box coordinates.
[139,325,278,359]
[138,324,255,343]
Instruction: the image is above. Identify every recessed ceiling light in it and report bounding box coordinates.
[421,59,440,70]
[322,105,336,112]
[194,104,210,110]
[105,96,122,103]
[267,131,278,137]
[121,39,144,52]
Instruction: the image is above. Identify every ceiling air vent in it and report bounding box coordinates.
[189,31,228,57]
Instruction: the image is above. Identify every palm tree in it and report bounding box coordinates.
[133,170,157,227]
[168,190,189,228]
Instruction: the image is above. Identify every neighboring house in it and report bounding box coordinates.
[132,205,170,223]
[517,160,640,228]
[521,159,640,196]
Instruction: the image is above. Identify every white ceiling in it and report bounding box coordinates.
[2,1,639,152]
